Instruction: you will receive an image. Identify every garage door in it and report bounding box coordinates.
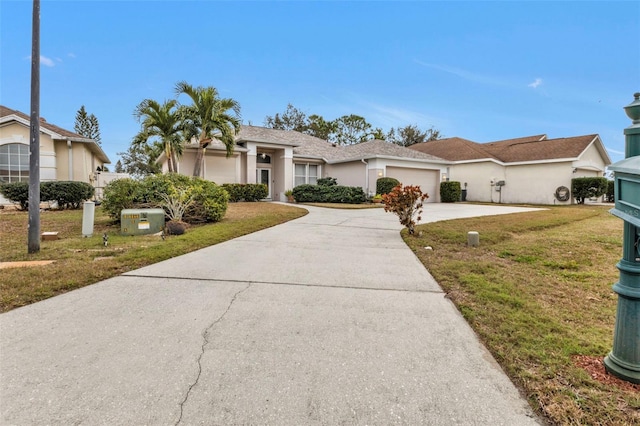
[386,167,439,203]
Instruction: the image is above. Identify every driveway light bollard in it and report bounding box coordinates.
[604,92,640,384]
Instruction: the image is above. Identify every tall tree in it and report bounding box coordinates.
[333,114,372,145]
[175,81,241,177]
[74,105,102,145]
[117,144,162,179]
[133,99,183,173]
[306,114,336,140]
[114,160,124,173]
[387,124,441,147]
[264,104,308,132]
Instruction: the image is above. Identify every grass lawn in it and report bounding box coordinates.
[403,204,639,425]
[0,202,307,312]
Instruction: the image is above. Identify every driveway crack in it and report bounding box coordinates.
[175,283,251,425]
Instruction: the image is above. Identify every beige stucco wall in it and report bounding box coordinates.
[325,162,367,190]
[204,153,240,185]
[449,161,505,203]
[450,160,603,204]
[1,122,57,181]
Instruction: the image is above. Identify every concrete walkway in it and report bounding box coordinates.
[1,204,543,425]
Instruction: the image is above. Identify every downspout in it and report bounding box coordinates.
[361,158,369,195]
[67,140,73,180]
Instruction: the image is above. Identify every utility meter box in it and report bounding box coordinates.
[121,208,165,236]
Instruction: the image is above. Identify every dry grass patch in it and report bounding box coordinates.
[403,205,639,425]
[0,203,307,312]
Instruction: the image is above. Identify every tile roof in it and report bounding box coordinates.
[409,133,603,164]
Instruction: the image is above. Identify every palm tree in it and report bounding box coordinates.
[175,81,241,177]
[132,99,184,173]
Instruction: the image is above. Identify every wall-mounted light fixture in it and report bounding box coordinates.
[378,171,383,177]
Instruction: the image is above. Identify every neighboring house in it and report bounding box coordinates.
[160,126,450,202]
[0,105,111,205]
[409,134,611,204]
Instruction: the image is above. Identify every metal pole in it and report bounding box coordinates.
[27,0,41,254]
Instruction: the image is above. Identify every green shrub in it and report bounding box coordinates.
[606,179,615,203]
[185,179,229,223]
[317,177,337,186]
[571,177,608,204]
[40,181,94,209]
[137,173,193,204]
[440,181,462,203]
[292,184,367,203]
[376,177,400,195]
[102,174,228,223]
[101,178,139,219]
[0,181,29,209]
[221,183,268,202]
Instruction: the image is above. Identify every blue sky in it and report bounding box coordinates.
[1,1,639,165]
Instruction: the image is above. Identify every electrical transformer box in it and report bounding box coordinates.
[121,208,165,236]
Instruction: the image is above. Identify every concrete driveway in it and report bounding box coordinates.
[1,203,543,425]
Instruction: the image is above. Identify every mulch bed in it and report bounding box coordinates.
[573,355,640,392]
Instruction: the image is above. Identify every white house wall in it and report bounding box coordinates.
[449,162,505,203]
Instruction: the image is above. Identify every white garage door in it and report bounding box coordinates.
[386,167,439,203]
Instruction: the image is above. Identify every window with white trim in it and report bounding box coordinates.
[0,143,29,183]
[294,163,320,186]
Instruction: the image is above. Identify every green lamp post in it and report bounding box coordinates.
[604,92,640,384]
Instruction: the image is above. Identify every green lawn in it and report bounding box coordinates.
[403,205,639,425]
[0,202,307,312]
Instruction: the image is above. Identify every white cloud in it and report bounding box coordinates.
[528,78,543,89]
[67,52,76,58]
[40,55,55,67]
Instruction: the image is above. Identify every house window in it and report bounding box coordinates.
[0,143,29,183]
[294,163,320,186]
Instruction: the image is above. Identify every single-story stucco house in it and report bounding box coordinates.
[161,126,451,202]
[409,134,611,204]
[165,126,612,205]
[0,105,112,205]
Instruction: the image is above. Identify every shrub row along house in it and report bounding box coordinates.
[1,105,611,206]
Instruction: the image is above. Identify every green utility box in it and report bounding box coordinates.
[121,208,165,236]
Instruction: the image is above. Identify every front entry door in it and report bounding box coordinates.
[256,168,271,199]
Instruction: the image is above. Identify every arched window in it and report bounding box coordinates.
[257,153,271,164]
[0,143,29,183]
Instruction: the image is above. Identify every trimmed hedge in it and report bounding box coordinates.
[0,180,94,210]
[376,177,400,195]
[101,173,228,223]
[317,177,337,186]
[440,181,461,203]
[221,183,268,202]
[0,182,29,210]
[571,177,608,204]
[292,184,367,204]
